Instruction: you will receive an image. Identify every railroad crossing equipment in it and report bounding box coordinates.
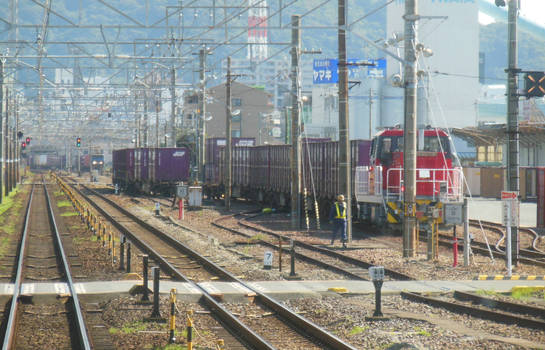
[369,266,385,317]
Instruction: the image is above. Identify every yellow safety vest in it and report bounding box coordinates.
[335,202,346,219]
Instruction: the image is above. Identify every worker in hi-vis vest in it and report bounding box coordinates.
[328,194,347,248]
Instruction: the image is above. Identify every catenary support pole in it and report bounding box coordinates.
[0,56,4,204]
[338,0,352,242]
[199,48,207,184]
[170,67,176,147]
[402,0,418,258]
[463,198,470,266]
[225,56,232,210]
[507,0,520,266]
[290,15,302,230]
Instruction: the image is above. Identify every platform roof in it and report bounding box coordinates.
[451,122,545,147]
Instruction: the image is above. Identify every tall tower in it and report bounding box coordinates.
[247,0,268,61]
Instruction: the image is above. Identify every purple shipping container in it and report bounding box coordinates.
[151,148,190,182]
[113,147,189,192]
[206,137,256,185]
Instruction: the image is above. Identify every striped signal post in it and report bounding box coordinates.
[168,289,177,343]
[186,310,194,350]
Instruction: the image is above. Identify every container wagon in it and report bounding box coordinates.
[112,147,190,194]
[204,137,255,198]
[210,139,371,215]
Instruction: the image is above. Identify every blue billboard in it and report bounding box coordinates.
[313,58,386,84]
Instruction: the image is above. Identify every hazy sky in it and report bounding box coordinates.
[481,0,545,25]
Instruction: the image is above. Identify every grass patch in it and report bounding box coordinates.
[57,200,72,208]
[248,234,265,243]
[0,237,11,260]
[90,235,98,242]
[60,211,78,217]
[109,321,148,335]
[414,327,431,337]
[54,191,64,197]
[153,345,186,350]
[348,325,368,336]
[511,287,545,300]
[475,289,498,296]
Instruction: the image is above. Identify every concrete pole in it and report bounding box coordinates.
[507,0,520,266]
[144,97,149,147]
[199,49,207,184]
[402,0,418,258]
[463,198,470,266]
[290,15,302,229]
[0,57,3,203]
[225,57,232,210]
[338,0,352,242]
[155,94,160,148]
[170,67,176,147]
[15,95,19,184]
[5,90,10,196]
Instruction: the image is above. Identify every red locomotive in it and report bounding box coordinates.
[356,127,463,224]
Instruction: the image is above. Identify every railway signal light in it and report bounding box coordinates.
[524,71,545,98]
[25,137,31,145]
[21,142,26,150]
[76,137,81,147]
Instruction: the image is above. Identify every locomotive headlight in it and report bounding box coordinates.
[92,161,97,165]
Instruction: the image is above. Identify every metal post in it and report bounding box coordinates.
[78,148,81,177]
[290,15,302,230]
[506,205,512,277]
[199,49,207,184]
[144,97,149,147]
[463,198,470,266]
[369,88,373,139]
[225,56,232,210]
[338,0,352,242]
[170,67,176,147]
[289,239,296,277]
[142,255,150,301]
[126,242,131,273]
[119,236,125,270]
[507,0,520,266]
[402,0,419,258]
[373,280,383,317]
[151,266,161,318]
[168,288,177,343]
[89,144,93,182]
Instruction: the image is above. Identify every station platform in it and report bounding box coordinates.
[1,279,543,303]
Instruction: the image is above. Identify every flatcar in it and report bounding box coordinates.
[355,127,463,225]
[112,147,190,194]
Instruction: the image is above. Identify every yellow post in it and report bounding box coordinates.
[169,288,177,343]
[186,310,193,350]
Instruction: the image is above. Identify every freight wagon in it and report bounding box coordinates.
[112,147,190,194]
[204,137,256,196]
[30,153,65,170]
[207,139,371,216]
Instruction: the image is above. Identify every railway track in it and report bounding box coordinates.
[59,176,360,349]
[436,220,545,267]
[401,290,545,330]
[1,182,92,349]
[213,213,414,281]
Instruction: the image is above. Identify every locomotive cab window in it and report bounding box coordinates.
[423,136,451,157]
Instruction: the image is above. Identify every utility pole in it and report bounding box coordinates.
[369,88,373,138]
[144,94,149,147]
[402,0,418,258]
[199,48,207,184]
[338,0,352,242]
[0,56,3,203]
[5,89,10,196]
[15,94,19,184]
[507,0,520,265]
[155,93,160,148]
[170,67,176,147]
[225,56,232,210]
[290,15,302,229]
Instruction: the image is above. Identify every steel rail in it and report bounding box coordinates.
[43,184,92,350]
[401,291,545,330]
[1,185,34,350]
[453,290,545,320]
[65,180,359,350]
